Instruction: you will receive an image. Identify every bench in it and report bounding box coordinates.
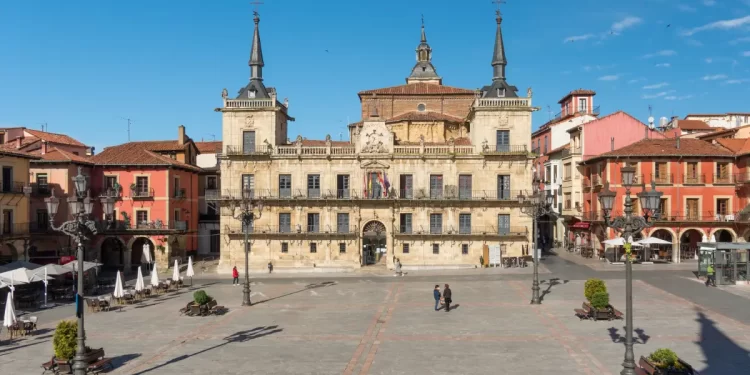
[86,348,114,373]
[611,308,624,320]
[639,356,656,374]
[41,357,57,374]
[574,302,592,320]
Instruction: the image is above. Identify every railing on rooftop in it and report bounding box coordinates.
[206,189,526,202]
[474,97,531,108]
[223,98,276,109]
[222,142,514,158]
[553,106,601,121]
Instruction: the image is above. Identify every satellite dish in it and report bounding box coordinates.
[648,116,654,125]
[659,117,669,128]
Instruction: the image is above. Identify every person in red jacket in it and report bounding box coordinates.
[232,266,239,286]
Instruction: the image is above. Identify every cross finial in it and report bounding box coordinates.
[421,14,424,27]
[492,0,506,15]
[250,0,263,14]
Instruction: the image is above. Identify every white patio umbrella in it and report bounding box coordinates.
[34,263,72,276]
[150,263,160,287]
[135,267,145,292]
[172,260,180,283]
[3,292,16,330]
[0,261,41,273]
[634,237,672,245]
[186,256,194,286]
[62,261,101,273]
[0,268,51,284]
[603,237,643,247]
[113,271,124,299]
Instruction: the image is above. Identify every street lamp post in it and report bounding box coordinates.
[518,182,555,305]
[45,167,115,375]
[231,190,264,306]
[597,166,663,375]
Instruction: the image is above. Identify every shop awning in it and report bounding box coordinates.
[570,222,590,230]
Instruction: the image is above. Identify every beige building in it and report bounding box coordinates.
[211,12,535,272]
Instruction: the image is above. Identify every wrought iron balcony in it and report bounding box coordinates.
[0,181,29,195]
[99,187,123,199]
[395,225,528,238]
[649,173,674,185]
[206,188,525,202]
[224,224,358,236]
[682,175,706,185]
[30,221,54,233]
[654,211,738,222]
[713,174,734,185]
[30,183,51,196]
[96,219,188,232]
[174,188,187,199]
[130,187,154,199]
[734,174,750,184]
[0,223,30,237]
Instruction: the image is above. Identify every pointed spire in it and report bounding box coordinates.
[491,10,507,81]
[406,17,441,84]
[249,11,264,81]
[420,15,427,43]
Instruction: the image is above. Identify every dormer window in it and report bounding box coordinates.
[417,103,426,112]
[248,89,256,98]
[497,88,506,97]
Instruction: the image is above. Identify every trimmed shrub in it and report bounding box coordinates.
[590,291,610,310]
[53,320,78,360]
[193,290,212,305]
[584,278,607,302]
[649,348,681,369]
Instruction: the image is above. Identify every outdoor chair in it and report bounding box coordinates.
[179,302,192,315]
[24,316,38,335]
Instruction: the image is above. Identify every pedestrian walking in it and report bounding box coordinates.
[706,264,716,287]
[232,266,239,286]
[443,284,452,312]
[394,259,403,277]
[268,261,274,274]
[433,285,441,311]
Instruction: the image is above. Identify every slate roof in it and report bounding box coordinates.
[385,111,465,123]
[90,142,202,172]
[358,83,475,96]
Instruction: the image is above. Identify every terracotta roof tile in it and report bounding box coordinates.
[386,111,465,123]
[0,143,41,159]
[558,89,596,104]
[396,137,471,146]
[32,147,94,165]
[716,138,748,153]
[195,141,223,153]
[359,83,475,96]
[546,144,570,155]
[90,142,201,172]
[676,120,711,131]
[593,138,733,160]
[24,129,86,147]
[134,140,190,152]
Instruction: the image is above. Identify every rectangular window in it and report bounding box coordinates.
[206,176,217,190]
[543,136,548,154]
[654,162,668,184]
[461,244,469,255]
[337,213,349,233]
[36,173,49,194]
[564,193,572,209]
[307,213,320,233]
[135,176,149,194]
[578,98,587,112]
[310,243,317,253]
[497,175,511,200]
[686,162,699,183]
[174,209,180,222]
[242,130,256,154]
[496,130,510,152]
[279,213,291,233]
[105,176,118,189]
[281,242,289,253]
[173,177,181,197]
[135,210,148,224]
[686,199,699,220]
[399,213,412,234]
[498,214,510,235]
[659,198,668,218]
[367,172,384,199]
[339,243,346,254]
[716,162,730,183]
[429,175,443,199]
[717,198,729,216]
[2,209,12,234]
[2,167,12,193]
[307,174,320,198]
[242,174,255,198]
[399,174,413,199]
[337,174,350,198]
[210,230,220,253]
[430,213,442,234]
[36,209,48,230]
[207,202,218,216]
[458,175,472,199]
[402,243,410,254]
[553,166,558,182]
[459,213,471,234]
[432,243,440,254]
[564,164,572,181]
[279,174,291,198]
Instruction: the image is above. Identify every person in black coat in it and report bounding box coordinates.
[443,284,452,312]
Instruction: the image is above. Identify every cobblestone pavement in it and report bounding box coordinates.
[2,254,749,374]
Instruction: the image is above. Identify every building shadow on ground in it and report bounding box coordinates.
[538,278,569,302]
[110,353,142,370]
[132,326,283,374]
[695,308,750,374]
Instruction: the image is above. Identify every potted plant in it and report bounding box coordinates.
[584,278,607,304]
[640,349,696,375]
[589,291,612,320]
[193,290,213,306]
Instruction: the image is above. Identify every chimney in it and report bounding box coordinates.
[86,147,95,156]
[178,125,186,145]
[676,136,680,149]
[15,137,22,149]
[610,137,614,151]
[41,140,48,155]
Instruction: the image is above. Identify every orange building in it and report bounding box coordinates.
[579,138,742,263]
[88,125,201,270]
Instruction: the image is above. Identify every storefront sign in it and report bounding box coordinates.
[60,256,75,265]
[570,222,590,230]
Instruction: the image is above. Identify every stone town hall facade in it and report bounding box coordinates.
[210,12,535,272]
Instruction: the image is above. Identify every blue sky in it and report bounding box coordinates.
[2,0,750,151]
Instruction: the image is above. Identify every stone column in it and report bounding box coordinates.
[673,241,680,264]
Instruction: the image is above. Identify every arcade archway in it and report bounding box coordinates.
[101,237,126,268]
[362,221,386,266]
[131,237,155,266]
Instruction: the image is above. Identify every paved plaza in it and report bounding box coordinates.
[2,254,750,374]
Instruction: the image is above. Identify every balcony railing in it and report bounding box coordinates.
[482,145,529,155]
[475,97,531,108]
[99,187,123,199]
[0,181,28,194]
[225,224,358,235]
[130,188,155,199]
[224,98,276,109]
[225,145,273,156]
[396,225,528,237]
[713,174,734,184]
[174,188,187,199]
[655,211,737,222]
[96,219,188,232]
[206,189,525,202]
[650,173,674,185]
[30,221,53,233]
[553,106,601,121]
[682,175,706,185]
[30,183,51,196]
[561,148,582,157]
[531,148,540,155]
[734,174,750,184]
[0,223,30,237]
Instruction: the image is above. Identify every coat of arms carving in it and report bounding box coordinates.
[245,115,255,127]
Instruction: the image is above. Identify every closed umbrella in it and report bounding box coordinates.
[113,271,124,300]
[186,256,194,286]
[172,260,180,284]
[135,267,145,293]
[150,263,160,287]
[3,292,16,332]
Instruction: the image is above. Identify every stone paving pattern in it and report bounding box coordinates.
[1,253,750,374]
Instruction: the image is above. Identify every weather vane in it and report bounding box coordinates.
[251,0,263,15]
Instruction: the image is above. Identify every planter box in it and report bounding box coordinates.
[639,356,700,375]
